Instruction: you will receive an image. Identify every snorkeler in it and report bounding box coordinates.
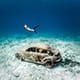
[24,24,39,33]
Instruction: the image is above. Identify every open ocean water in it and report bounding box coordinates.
[0,0,80,80]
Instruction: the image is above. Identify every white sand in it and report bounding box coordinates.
[0,36,80,80]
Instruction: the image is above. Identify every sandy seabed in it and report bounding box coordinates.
[0,35,80,80]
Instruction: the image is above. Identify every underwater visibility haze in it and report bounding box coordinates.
[0,0,80,80]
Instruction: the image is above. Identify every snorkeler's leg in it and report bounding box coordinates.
[33,24,40,29]
[34,30,37,33]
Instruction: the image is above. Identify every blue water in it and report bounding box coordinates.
[0,0,80,36]
[0,0,80,80]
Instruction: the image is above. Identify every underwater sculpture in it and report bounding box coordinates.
[15,43,62,68]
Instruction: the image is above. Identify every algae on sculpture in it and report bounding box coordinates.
[15,43,62,67]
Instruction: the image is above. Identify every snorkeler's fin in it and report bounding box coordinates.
[33,24,40,30]
[34,30,37,33]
